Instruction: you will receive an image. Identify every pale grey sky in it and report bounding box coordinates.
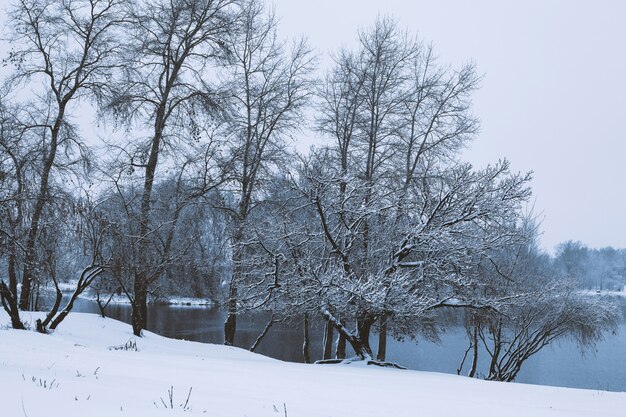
[273,0,626,252]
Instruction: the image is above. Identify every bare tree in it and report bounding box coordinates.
[284,17,534,362]
[4,0,125,310]
[1,88,109,332]
[219,0,315,346]
[315,48,364,360]
[0,95,32,329]
[106,0,237,336]
[316,19,481,360]
[458,242,620,381]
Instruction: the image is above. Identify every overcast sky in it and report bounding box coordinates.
[271,0,626,253]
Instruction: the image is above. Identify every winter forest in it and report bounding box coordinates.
[1,1,626,416]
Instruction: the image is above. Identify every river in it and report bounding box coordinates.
[41,295,626,392]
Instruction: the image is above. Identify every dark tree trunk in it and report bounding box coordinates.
[8,240,19,299]
[3,218,23,330]
[133,93,169,336]
[131,276,148,336]
[303,313,311,364]
[224,311,236,346]
[49,265,104,331]
[468,325,478,378]
[49,292,77,330]
[33,280,40,311]
[336,332,346,359]
[322,320,334,360]
[377,314,388,362]
[224,222,244,346]
[224,278,238,346]
[97,303,106,318]
[39,283,63,332]
[356,314,375,358]
[96,292,115,318]
[487,322,502,380]
[0,281,24,329]
[20,116,63,310]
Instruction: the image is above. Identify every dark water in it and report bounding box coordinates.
[49,296,626,392]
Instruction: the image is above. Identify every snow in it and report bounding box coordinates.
[78,293,215,306]
[43,280,215,306]
[2,312,626,416]
[164,297,214,306]
[579,289,626,298]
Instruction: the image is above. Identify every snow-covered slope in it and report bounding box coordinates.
[1,312,625,416]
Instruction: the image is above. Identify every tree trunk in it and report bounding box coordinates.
[303,313,311,364]
[322,309,371,360]
[33,280,40,311]
[468,325,478,378]
[224,222,244,346]
[50,265,104,330]
[39,283,63,332]
[20,117,63,310]
[96,292,115,318]
[356,314,375,358]
[0,281,24,329]
[223,273,238,346]
[487,322,503,380]
[377,314,388,362]
[336,332,346,359]
[50,300,75,329]
[133,99,168,335]
[131,274,148,336]
[224,310,237,346]
[8,239,19,300]
[322,320,334,360]
[1,197,19,322]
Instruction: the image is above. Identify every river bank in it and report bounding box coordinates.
[2,311,626,417]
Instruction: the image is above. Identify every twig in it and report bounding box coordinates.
[21,397,28,417]
[183,387,193,410]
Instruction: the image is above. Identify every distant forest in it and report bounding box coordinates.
[555,241,626,291]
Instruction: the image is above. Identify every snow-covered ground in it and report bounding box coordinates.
[79,293,214,306]
[2,312,625,417]
[44,282,215,306]
[580,289,626,298]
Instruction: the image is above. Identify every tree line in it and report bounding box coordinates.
[555,241,626,291]
[0,0,618,380]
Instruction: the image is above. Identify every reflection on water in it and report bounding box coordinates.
[45,297,329,363]
[40,296,626,392]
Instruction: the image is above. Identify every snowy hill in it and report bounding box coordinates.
[1,312,625,416]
